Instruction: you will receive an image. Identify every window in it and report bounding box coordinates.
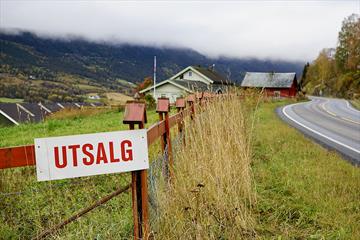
[188,71,192,77]
[274,91,280,98]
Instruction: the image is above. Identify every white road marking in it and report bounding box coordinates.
[345,100,360,113]
[320,101,337,117]
[282,103,360,154]
[340,116,360,125]
[320,100,360,125]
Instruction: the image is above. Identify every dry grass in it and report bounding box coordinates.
[105,92,133,105]
[153,94,259,239]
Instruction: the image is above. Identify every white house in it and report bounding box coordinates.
[139,65,231,103]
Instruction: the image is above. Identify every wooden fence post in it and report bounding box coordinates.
[123,101,149,240]
[175,97,185,134]
[175,97,186,146]
[187,95,195,120]
[156,97,173,181]
[196,92,203,107]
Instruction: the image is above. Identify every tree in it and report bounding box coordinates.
[135,77,153,92]
[300,62,310,91]
[144,94,156,109]
[335,14,360,72]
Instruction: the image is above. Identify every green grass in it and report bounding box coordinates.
[0,97,24,103]
[253,100,360,239]
[350,99,360,110]
[2,99,359,239]
[0,108,162,239]
[0,108,159,147]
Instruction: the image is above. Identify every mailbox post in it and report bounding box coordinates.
[123,101,149,240]
[187,94,195,120]
[156,97,173,181]
[175,97,186,145]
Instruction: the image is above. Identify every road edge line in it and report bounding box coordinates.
[282,103,360,154]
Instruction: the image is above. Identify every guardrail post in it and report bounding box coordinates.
[123,101,149,240]
[156,97,173,181]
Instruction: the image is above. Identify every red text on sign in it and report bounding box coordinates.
[54,140,133,168]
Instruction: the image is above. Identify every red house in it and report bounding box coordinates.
[241,72,298,97]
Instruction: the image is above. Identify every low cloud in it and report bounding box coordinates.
[1,1,358,61]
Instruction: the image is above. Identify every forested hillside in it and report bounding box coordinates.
[301,14,360,98]
[0,30,304,102]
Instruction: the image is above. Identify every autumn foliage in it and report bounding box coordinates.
[135,76,153,93]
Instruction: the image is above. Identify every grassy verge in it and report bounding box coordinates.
[350,99,360,110]
[153,95,258,239]
[253,100,360,239]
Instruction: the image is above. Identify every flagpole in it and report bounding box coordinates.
[153,56,156,101]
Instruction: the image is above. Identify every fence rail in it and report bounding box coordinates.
[0,108,192,169]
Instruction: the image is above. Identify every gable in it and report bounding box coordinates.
[173,67,211,84]
[156,82,189,93]
[170,66,213,84]
[139,79,193,94]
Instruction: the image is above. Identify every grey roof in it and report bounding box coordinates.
[0,101,104,125]
[0,103,34,124]
[42,103,63,112]
[192,66,231,84]
[20,103,49,122]
[172,80,210,92]
[241,72,296,88]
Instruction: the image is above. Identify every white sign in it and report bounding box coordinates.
[35,129,148,181]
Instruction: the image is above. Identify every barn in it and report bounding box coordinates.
[241,72,298,97]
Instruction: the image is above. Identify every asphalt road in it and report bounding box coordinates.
[277,97,360,165]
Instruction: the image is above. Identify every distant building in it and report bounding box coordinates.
[140,65,231,103]
[0,102,103,126]
[88,95,100,100]
[241,72,298,97]
[324,48,336,59]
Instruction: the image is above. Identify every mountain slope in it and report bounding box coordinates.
[0,31,304,85]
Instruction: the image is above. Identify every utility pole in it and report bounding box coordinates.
[153,56,157,101]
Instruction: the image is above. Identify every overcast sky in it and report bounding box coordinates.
[0,1,359,61]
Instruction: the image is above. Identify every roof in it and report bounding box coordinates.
[241,72,296,88]
[170,65,231,85]
[171,80,210,92]
[0,101,105,125]
[139,79,194,94]
[20,103,49,122]
[0,103,33,125]
[191,66,229,84]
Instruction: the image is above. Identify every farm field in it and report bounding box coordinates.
[0,97,24,103]
[105,92,134,106]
